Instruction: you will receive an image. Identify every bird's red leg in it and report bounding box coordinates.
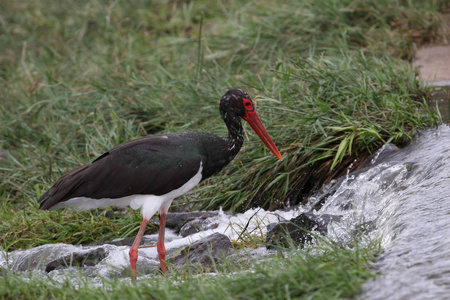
[129,218,149,283]
[157,212,168,275]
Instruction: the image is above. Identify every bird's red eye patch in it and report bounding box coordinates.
[243,98,254,111]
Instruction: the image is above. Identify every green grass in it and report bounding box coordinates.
[1,240,379,300]
[0,0,449,298]
[0,198,153,252]
[1,0,446,214]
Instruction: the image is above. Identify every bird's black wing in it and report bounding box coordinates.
[39,134,203,210]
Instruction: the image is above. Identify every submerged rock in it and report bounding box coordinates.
[169,233,233,270]
[266,212,342,249]
[104,235,157,247]
[45,247,108,272]
[10,244,81,272]
[165,211,226,232]
[179,217,220,237]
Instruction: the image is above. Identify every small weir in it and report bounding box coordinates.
[319,125,450,299]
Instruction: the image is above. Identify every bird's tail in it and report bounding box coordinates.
[38,164,89,210]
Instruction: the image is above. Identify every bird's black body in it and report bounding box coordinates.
[39,132,236,210]
[38,88,282,281]
[38,89,251,210]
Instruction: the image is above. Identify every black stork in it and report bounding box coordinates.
[38,89,283,281]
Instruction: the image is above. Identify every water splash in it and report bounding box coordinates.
[319,125,450,299]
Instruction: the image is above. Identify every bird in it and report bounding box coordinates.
[38,89,283,282]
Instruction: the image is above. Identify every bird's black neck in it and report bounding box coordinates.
[222,110,244,160]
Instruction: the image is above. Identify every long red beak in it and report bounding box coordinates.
[243,110,283,161]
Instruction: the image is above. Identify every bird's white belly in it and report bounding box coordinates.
[50,162,203,220]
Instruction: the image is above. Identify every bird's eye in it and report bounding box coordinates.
[243,98,254,111]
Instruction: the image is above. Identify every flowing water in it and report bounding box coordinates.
[1,126,450,298]
[319,125,450,299]
[428,84,450,123]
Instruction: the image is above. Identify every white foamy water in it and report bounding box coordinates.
[319,125,450,299]
[0,207,301,284]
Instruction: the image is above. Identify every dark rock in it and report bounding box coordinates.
[169,233,233,269]
[45,247,108,272]
[165,211,224,232]
[11,244,78,272]
[104,237,136,247]
[104,212,225,246]
[266,213,342,249]
[179,218,220,237]
[266,222,279,232]
[179,220,204,237]
[104,235,157,247]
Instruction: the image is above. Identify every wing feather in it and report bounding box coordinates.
[39,134,203,210]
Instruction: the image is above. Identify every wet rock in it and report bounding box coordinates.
[165,211,225,232]
[104,235,156,247]
[266,213,342,249]
[169,233,233,269]
[10,244,80,272]
[45,247,108,272]
[179,218,220,237]
[179,220,204,237]
[103,212,225,246]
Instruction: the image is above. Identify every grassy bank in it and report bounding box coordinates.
[0,0,449,298]
[1,240,379,300]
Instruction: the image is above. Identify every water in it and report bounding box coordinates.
[1,126,450,298]
[0,207,300,285]
[319,125,450,299]
[428,84,450,122]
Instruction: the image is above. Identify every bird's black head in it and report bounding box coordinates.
[219,88,283,161]
[219,89,255,120]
